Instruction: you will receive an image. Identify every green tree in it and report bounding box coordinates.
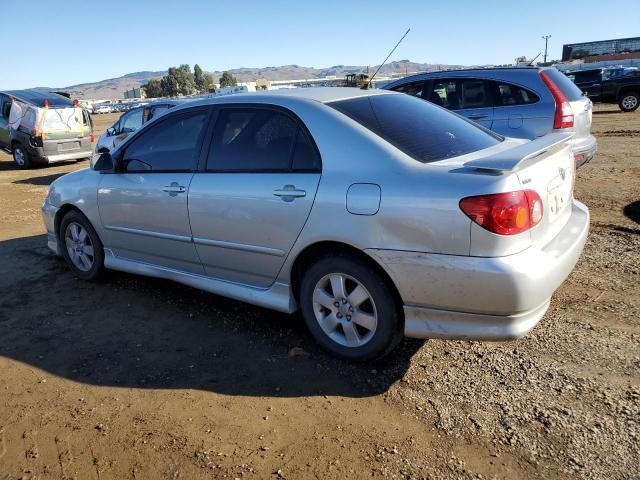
[160,74,178,97]
[142,78,163,98]
[194,64,209,93]
[219,71,238,88]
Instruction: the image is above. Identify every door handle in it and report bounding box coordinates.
[162,184,186,194]
[468,114,488,120]
[273,185,306,201]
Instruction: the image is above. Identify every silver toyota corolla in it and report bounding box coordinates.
[42,88,589,361]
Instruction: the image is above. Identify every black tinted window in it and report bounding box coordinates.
[462,79,492,108]
[329,94,501,164]
[495,82,540,106]
[393,81,425,98]
[430,80,460,109]
[123,109,208,172]
[544,69,585,101]
[208,108,298,172]
[292,129,321,171]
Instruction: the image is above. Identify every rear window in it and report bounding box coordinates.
[543,69,585,101]
[328,94,501,163]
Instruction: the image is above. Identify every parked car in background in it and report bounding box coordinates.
[565,68,640,112]
[95,99,189,152]
[0,88,94,168]
[384,67,597,168]
[93,104,113,114]
[43,88,588,361]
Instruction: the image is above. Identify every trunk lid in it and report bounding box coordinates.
[464,133,575,250]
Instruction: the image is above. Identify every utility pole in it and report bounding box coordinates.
[542,35,552,63]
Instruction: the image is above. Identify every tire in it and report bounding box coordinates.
[619,92,639,112]
[299,253,403,361]
[59,209,105,281]
[12,144,32,169]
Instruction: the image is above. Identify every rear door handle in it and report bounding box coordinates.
[162,184,186,196]
[273,185,306,201]
[468,114,488,120]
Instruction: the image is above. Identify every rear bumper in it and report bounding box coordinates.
[367,200,590,340]
[43,151,92,163]
[569,134,597,168]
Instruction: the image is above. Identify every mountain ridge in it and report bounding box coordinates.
[60,60,471,99]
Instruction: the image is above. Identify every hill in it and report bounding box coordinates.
[60,60,469,99]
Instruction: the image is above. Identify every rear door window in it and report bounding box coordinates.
[430,79,461,109]
[122,109,209,172]
[207,107,320,172]
[461,79,493,108]
[392,81,425,98]
[328,94,501,164]
[494,82,540,106]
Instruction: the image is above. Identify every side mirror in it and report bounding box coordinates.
[106,127,116,136]
[92,152,115,171]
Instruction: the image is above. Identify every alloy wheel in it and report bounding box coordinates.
[622,95,638,110]
[13,148,25,167]
[312,273,378,348]
[64,222,95,272]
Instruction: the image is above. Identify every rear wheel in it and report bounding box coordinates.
[619,92,639,112]
[59,210,105,281]
[12,144,32,169]
[299,254,403,361]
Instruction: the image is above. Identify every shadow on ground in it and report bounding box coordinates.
[13,172,66,186]
[592,110,623,115]
[623,200,640,224]
[0,234,423,398]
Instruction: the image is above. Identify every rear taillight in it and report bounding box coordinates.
[460,191,543,236]
[540,70,574,129]
[90,134,95,143]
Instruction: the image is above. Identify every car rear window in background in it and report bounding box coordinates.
[496,83,540,106]
[328,94,501,163]
[544,69,585,101]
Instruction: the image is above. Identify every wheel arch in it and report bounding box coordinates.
[618,86,639,99]
[54,204,95,240]
[289,240,405,313]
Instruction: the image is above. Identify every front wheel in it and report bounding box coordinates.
[619,92,639,112]
[299,254,403,361]
[12,144,32,169]
[59,210,105,281]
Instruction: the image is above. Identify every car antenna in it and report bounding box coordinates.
[527,52,542,66]
[366,28,411,89]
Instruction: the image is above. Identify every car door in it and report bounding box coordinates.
[188,105,322,288]
[490,80,547,139]
[0,95,11,147]
[97,107,211,273]
[457,79,494,129]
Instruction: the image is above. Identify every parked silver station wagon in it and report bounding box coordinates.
[42,88,589,361]
[384,67,597,168]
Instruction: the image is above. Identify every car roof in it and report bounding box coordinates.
[177,87,395,110]
[1,88,74,108]
[382,67,550,89]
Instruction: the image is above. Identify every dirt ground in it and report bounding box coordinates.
[0,107,638,480]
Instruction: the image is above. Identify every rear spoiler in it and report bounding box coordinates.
[464,132,574,174]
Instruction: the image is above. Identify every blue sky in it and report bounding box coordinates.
[2,0,638,89]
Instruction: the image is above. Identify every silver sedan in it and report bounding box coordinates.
[42,88,589,361]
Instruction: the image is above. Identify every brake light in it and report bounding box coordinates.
[460,191,543,236]
[90,134,95,143]
[540,70,574,129]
